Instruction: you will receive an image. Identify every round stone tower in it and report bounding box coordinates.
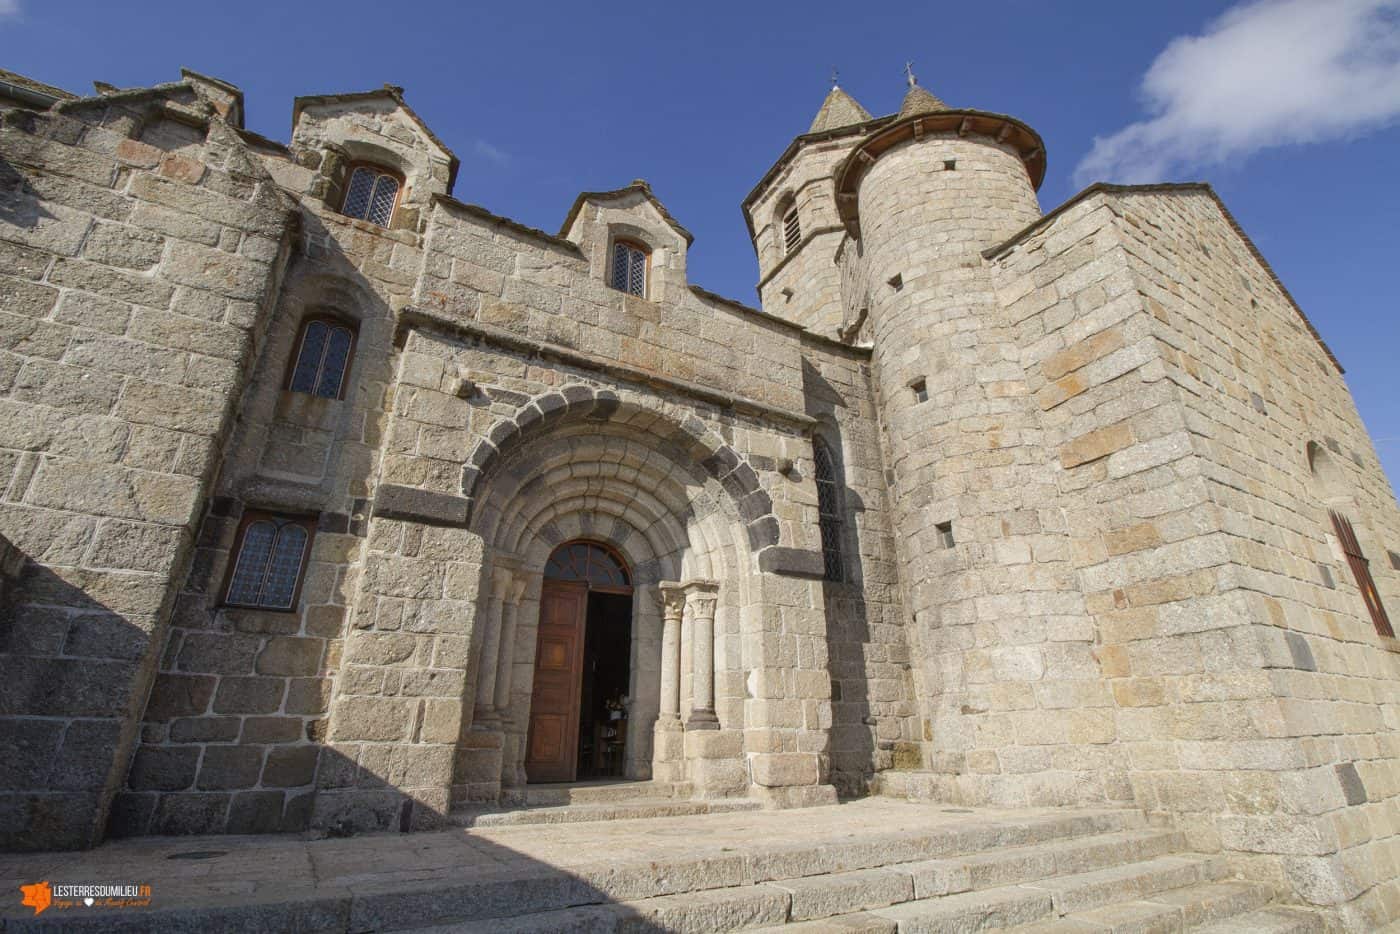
[833,78,1052,780]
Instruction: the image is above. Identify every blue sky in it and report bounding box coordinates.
[6,0,1400,488]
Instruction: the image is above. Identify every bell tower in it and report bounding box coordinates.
[743,79,880,334]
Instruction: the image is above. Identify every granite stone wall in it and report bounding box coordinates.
[0,83,295,849]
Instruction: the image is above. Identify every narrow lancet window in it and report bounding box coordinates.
[289,317,356,399]
[224,513,315,610]
[1331,510,1394,637]
[813,437,844,582]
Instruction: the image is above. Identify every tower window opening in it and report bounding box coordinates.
[911,379,928,404]
[943,159,957,171]
[341,164,401,227]
[813,437,844,583]
[610,239,649,298]
[936,521,955,549]
[783,206,801,253]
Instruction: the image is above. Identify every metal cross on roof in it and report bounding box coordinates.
[831,66,840,89]
[904,61,917,88]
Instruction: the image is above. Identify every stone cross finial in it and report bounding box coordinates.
[904,61,917,88]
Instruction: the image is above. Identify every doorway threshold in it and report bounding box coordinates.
[450,781,759,828]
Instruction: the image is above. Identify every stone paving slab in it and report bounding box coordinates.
[0,800,1139,932]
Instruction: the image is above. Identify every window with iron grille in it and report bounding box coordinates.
[610,240,648,297]
[1330,510,1394,637]
[341,165,401,227]
[223,512,316,611]
[813,437,844,582]
[288,316,356,399]
[783,206,801,253]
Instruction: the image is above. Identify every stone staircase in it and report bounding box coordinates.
[402,808,1323,933]
[451,780,761,828]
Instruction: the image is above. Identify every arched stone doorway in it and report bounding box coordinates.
[525,541,635,783]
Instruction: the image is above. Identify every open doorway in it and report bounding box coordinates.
[524,541,633,784]
[577,591,632,779]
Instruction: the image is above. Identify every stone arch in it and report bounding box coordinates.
[461,386,779,553]
[458,390,766,793]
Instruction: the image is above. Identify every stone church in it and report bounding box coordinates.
[1,64,1399,928]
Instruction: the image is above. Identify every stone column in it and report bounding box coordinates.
[491,576,528,714]
[657,582,686,723]
[685,581,720,730]
[471,566,513,727]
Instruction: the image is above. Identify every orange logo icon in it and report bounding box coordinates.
[21,880,51,916]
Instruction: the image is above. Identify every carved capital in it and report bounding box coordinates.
[682,579,719,620]
[489,565,514,600]
[656,581,687,620]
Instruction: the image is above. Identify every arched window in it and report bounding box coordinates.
[610,239,648,298]
[224,512,315,610]
[813,437,844,582]
[341,164,401,227]
[288,316,356,399]
[544,540,632,592]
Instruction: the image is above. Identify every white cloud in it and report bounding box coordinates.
[1075,0,1400,185]
[473,140,510,167]
[0,0,21,20]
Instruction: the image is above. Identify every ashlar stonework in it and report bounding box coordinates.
[0,67,1398,929]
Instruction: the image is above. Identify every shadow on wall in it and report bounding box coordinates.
[800,360,880,796]
[0,156,57,230]
[0,537,163,851]
[0,534,672,929]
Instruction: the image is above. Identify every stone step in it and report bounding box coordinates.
[893,828,1187,898]
[1019,853,1229,915]
[1194,905,1328,934]
[405,831,1196,933]
[1004,880,1276,932]
[452,797,761,828]
[525,780,688,806]
[381,810,1146,932]
[864,855,1229,933]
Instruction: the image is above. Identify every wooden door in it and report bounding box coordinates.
[524,580,588,782]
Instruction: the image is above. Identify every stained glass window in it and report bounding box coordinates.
[544,541,631,590]
[225,513,314,610]
[289,318,356,399]
[813,437,844,583]
[342,165,400,228]
[610,241,648,298]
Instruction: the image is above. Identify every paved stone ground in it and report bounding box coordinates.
[0,800,1103,927]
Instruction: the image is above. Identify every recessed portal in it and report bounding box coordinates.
[524,541,633,784]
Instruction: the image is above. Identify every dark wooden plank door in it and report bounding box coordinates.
[524,580,588,783]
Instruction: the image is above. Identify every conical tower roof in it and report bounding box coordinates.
[897,82,948,119]
[808,85,872,133]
